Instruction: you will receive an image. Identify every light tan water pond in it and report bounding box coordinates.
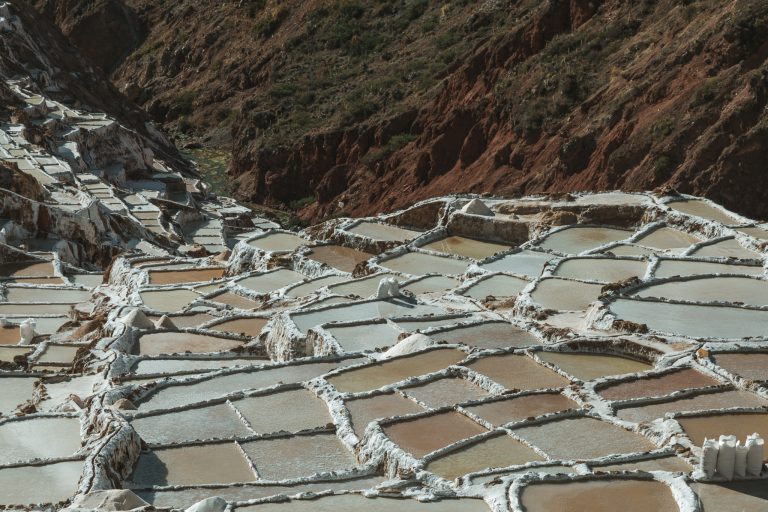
[654,259,763,278]
[208,291,260,310]
[140,289,199,312]
[402,275,461,295]
[328,273,395,298]
[530,278,604,311]
[667,199,739,224]
[242,432,357,480]
[462,274,528,300]
[126,442,256,487]
[480,250,554,277]
[131,403,251,444]
[511,417,656,460]
[539,226,633,254]
[292,298,444,334]
[431,322,539,349]
[691,238,761,259]
[285,275,348,297]
[609,299,768,339]
[425,433,544,480]
[148,268,225,285]
[616,390,767,424]
[554,258,647,283]
[466,354,570,391]
[236,269,305,294]
[248,233,308,252]
[598,368,719,401]
[634,227,702,250]
[463,393,579,427]
[345,393,426,438]
[678,412,768,450]
[632,276,768,306]
[380,252,468,276]
[537,352,653,381]
[238,495,490,511]
[711,352,768,381]
[232,389,331,434]
[326,348,466,393]
[403,377,489,407]
[422,236,510,260]
[137,332,244,355]
[0,460,84,506]
[347,221,423,242]
[520,479,679,512]
[208,317,268,337]
[327,321,402,352]
[0,417,81,464]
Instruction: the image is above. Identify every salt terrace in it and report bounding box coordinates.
[1,7,768,509]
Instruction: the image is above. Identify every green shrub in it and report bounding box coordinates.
[174,91,197,115]
[654,154,673,175]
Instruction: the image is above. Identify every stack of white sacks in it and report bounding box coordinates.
[700,434,764,479]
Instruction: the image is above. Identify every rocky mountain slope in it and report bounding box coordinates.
[37,0,768,221]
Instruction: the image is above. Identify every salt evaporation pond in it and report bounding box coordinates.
[346,221,423,242]
[539,226,633,254]
[5,134,768,512]
[421,236,510,260]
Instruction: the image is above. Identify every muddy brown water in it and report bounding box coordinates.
[208,291,260,310]
[382,410,488,458]
[678,412,768,451]
[537,352,653,381]
[711,352,768,381]
[598,368,719,401]
[307,245,373,272]
[432,322,539,349]
[137,332,245,356]
[519,479,680,512]
[148,268,225,285]
[208,317,268,337]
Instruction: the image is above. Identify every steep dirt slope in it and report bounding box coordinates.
[39,0,768,221]
[5,1,186,170]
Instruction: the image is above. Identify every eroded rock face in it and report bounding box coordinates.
[36,0,768,223]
